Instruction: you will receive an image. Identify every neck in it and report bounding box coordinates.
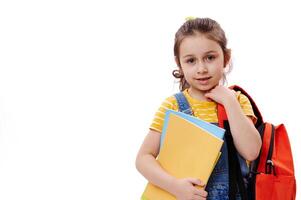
[187,87,213,102]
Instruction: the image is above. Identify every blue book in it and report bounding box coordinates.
[160,109,225,149]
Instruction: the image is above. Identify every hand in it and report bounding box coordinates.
[171,178,208,200]
[204,85,236,106]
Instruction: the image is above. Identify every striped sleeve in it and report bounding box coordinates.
[237,92,257,124]
[149,96,178,133]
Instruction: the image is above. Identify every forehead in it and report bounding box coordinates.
[179,34,222,57]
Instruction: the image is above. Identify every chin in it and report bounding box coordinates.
[197,85,215,92]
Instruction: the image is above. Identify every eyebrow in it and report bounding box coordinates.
[183,50,218,58]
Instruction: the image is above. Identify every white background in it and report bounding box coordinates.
[0,0,300,199]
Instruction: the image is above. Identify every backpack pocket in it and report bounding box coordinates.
[255,174,296,200]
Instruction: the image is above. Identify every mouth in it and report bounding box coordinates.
[195,76,212,85]
[196,77,212,81]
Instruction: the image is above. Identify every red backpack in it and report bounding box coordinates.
[217,85,296,200]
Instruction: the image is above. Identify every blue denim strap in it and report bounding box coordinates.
[174,92,193,115]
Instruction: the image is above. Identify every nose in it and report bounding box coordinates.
[196,62,208,74]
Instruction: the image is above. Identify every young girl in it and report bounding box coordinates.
[136,17,262,200]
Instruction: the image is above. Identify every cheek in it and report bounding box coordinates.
[212,65,224,77]
[182,70,190,78]
[182,68,193,79]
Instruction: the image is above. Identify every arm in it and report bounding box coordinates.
[135,130,176,193]
[223,99,262,161]
[205,86,262,161]
[135,130,207,199]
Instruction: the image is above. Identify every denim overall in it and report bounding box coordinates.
[174,93,246,200]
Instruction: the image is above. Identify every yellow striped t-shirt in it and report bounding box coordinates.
[150,89,257,133]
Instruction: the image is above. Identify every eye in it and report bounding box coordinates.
[186,58,195,64]
[205,55,216,61]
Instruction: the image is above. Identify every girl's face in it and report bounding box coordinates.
[178,33,226,94]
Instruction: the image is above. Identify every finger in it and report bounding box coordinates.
[192,194,207,200]
[187,178,205,187]
[194,188,208,197]
[204,92,212,99]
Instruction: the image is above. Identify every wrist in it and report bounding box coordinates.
[223,96,239,109]
[167,177,179,196]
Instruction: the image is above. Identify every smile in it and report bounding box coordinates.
[195,77,211,84]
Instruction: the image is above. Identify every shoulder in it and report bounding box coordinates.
[234,91,251,104]
[234,90,257,123]
[160,94,178,111]
[149,94,179,133]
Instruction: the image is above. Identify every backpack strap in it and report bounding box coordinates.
[174,92,193,115]
[257,123,276,175]
[223,121,249,200]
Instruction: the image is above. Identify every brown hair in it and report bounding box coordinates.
[172,17,232,91]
